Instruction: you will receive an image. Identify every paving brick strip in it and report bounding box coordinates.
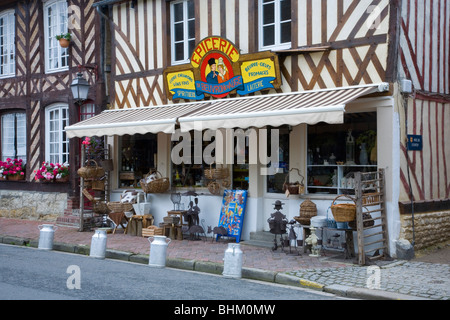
[1,218,448,300]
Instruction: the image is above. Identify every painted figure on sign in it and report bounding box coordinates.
[217,57,229,83]
[206,58,218,84]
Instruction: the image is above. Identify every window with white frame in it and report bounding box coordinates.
[259,0,291,50]
[44,0,69,73]
[170,0,195,65]
[1,113,26,162]
[0,10,15,78]
[45,104,69,164]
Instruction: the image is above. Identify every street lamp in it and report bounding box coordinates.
[70,64,98,103]
[70,72,90,103]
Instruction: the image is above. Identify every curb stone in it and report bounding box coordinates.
[1,235,443,300]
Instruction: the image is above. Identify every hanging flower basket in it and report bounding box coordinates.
[56,33,71,48]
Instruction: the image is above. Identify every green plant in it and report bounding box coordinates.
[56,32,72,41]
[356,130,376,152]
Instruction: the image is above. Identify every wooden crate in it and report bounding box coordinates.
[142,226,163,237]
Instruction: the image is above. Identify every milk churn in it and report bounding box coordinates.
[38,224,57,250]
[90,229,108,259]
[223,243,243,279]
[148,236,171,268]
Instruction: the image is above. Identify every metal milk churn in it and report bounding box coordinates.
[38,224,57,250]
[90,229,108,259]
[223,243,243,279]
[148,235,171,268]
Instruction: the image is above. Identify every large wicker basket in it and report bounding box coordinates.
[107,201,133,213]
[295,199,317,225]
[330,195,356,222]
[77,160,105,179]
[204,164,229,180]
[282,168,305,195]
[93,201,110,215]
[140,170,170,193]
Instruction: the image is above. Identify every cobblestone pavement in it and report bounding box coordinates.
[286,260,450,300]
[1,217,449,300]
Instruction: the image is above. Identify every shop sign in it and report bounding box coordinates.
[164,36,281,100]
[407,135,422,151]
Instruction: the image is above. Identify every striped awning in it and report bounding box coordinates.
[65,102,210,138]
[65,83,389,138]
[178,83,389,132]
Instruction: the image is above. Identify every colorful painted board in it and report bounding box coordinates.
[164,36,281,101]
[217,189,248,243]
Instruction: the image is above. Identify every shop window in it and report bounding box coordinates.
[170,0,195,65]
[259,0,291,51]
[265,126,290,193]
[307,112,377,195]
[1,112,26,162]
[171,130,211,189]
[45,104,69,164]
[44,0,69,73]
[119,133,157,188]
[232,130,250,191]
[0,10,15,78]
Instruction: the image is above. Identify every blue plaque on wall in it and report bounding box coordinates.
[407,135,422,151]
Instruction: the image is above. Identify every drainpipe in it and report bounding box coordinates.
[400,80,416,247]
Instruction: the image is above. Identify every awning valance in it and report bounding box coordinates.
[65,102,210,138]
[65,83,389,138]
[178,83,389,132]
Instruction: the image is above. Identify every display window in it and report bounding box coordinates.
[171,130,211,189]
[119,133,157,188]
[307,112,377,195]
[265,125,290,194]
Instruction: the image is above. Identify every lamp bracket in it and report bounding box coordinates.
[77,64,98,81]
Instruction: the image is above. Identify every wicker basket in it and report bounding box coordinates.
[204,164,229,180]
[294,216,311,225]
[348,208,375,229]
[142,226,163,237]
[92,180,105,191]
[362,192,381,206]
[77,160,105,179]
[107,201,133,213]
[283,168,305,195]
[140,170,170,193]
[163,216,180,225]
[93,201,110,215]
[297,199,317,225]
[330,195,356,222]
[207,181,221,195]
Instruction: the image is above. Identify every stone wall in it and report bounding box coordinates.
[0,190,68,221]
[400,211,450,250]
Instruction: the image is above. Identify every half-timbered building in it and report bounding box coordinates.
[0,0,104,223]
[2,0,449,258]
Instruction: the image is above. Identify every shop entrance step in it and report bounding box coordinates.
[242,231,275,248]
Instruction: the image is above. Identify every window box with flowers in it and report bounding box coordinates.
[0,158,26,181]
[34,161,70,183]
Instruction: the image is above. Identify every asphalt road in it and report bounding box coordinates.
[0,244,344,303]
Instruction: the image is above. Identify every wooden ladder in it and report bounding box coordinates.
[354,169,389,265]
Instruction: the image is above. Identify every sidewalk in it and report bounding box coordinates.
[1,217,449,300]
